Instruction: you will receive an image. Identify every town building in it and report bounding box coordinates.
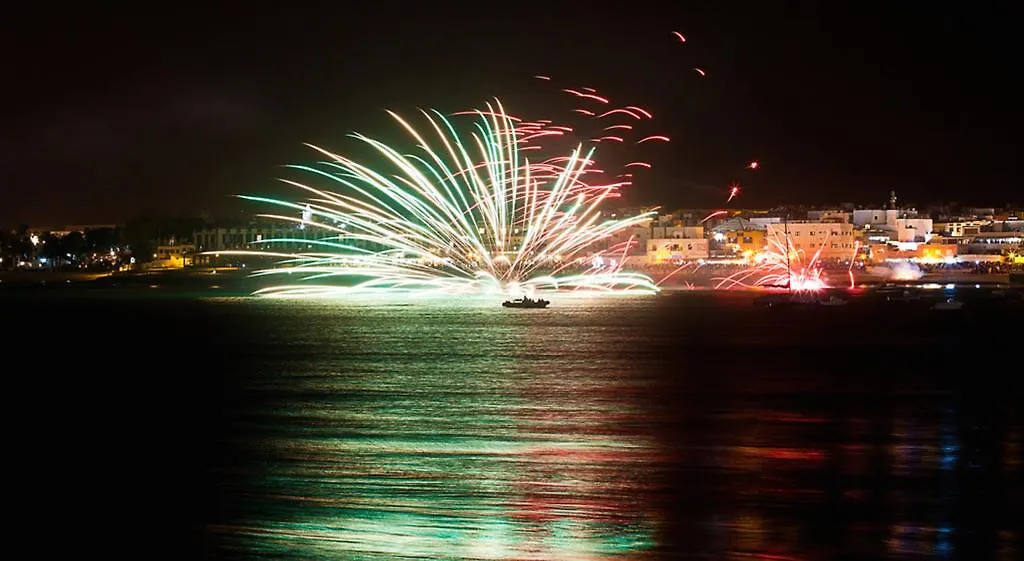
[766,221,857,259]
[748,217,783,229]
[650,225,704,239]
[806,210,852,223]
[991,213,1023,232]
[193,222,346,253]
[960,232,1024,255]
[191,221,374,266]
[851,208,933,242]
[144,243,196,269]
[646,237,709,263]
[711,217,767,255]
[933,220,988,237]
[866,243,958,264]
[725,230,767,255]
[600,218,703,256]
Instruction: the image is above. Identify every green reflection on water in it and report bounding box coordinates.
[213,298,662,559]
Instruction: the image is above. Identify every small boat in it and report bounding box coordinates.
[754,293,798,307]
[755,293,824,308]
[819,296,848,306]
[932,298,964,311]
[502,297,550,309]
[888,290,921,302]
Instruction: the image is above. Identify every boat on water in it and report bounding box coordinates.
[887,290,922,302]
[819,296,848,306]
[932,298,964,311]
[753,292,820,307]
[753,217,846,309]
[502,297,550,309]
[753,293,799,307]
[755,293,848,308]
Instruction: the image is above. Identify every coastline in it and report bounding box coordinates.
[0,268,261,296]
[1,267,1016,293]
[636,267,1013,289]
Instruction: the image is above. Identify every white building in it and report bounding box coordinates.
[601,221,654,255]
[962,232,1024,254]
[891,217,934,242]
[145,243,196,269]
[992,218,1024,232]
[852,209,898,227]
[766,221,857,259]
[852,209,932,242]
[651,225,704,239]
[749,217,783,229]
[646,238,709,263]
[602,223,704,256]
[933,220,988,237]
[806,210,851,223]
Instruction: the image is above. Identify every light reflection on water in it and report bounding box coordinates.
[213,296,665,559]
[199,293,1021,560]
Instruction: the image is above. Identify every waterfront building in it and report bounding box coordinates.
[646,237,709,263]
[651,225,704,239]
[145,243,196,269]
[873,243,959,264]
[600,220,703,257]
[192,221,385,266]
[766,221,857,259]
[711,218,767,255]
[726,230,767,255]
[193,222,359,253]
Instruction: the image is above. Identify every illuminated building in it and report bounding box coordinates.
[192,222,378,266]
[710,217,767,256]
[726,230,766,255]
[933,220,988,237]
[144,242,196,269]
[650,224,704,238]
[602,219,705,256]
[852,208,933,243]
[766,221,857,259]
[27,224,119,238]
[961,232,1024,254]
[990,213,1023,232]
[748,216,783,229]
[807,209,852,223]
[646,237,709,262]
[868,243,959,264]
[853,208,908,226]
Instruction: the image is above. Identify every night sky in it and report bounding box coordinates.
[2,3,1020,226]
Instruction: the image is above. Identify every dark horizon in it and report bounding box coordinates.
[3,3,1020,226]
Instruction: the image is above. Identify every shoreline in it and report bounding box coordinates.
[1,267,1017,293]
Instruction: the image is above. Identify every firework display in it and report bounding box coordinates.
[223,30,811,297]
[713,229,829,292]
[504,76,668,191]
[227,100,659,298]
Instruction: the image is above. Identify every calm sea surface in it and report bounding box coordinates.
[9,289,1021,560]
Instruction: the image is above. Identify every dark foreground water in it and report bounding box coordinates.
[8,289,1022,560]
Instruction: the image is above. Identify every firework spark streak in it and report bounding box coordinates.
[224,100,660,298]
[713,230,829,292]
